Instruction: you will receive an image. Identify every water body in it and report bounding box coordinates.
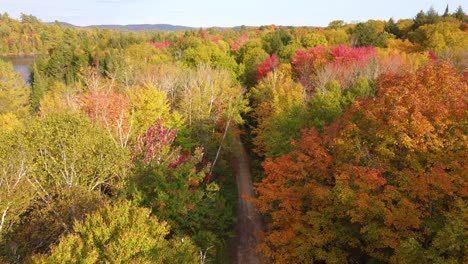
[0,55,36,84]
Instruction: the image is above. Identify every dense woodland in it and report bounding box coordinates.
[0,5,467,263]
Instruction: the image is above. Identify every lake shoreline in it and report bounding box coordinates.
[1,55,38,84]
[0,52,42,58]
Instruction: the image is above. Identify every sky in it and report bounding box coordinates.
[1,0,467,27]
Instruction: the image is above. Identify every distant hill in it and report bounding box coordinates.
[84,24,196,31]
[48,21,76,27]
[48,21,246,32]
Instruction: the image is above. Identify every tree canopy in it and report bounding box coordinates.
[0,7,466,263]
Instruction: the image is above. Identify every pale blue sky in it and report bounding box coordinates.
[1,0,466,27]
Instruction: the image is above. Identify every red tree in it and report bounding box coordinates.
[149,40,170,49]
[229,35,249,51]
[327,45,378,89]
[291,46,328,91]
[256,53,279,81]
[132,118,178,165]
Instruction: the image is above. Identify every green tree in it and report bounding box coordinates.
[278,40,303,61]
[426,7,440,24]
[26,113,129,191]
[443,5,450,17]
[0,129,34,239]
[413,10,429,30]
[240,45,269,87]
[0,111,131,261]
[45,43,73,81]
[30,62,49,112]
[31,201,198,263]
[453,5,467,22]
[385,18,403,38]
[129,121,234,257]
[250,66,305,157]
[0,113,130,260]
[263,28,292,55]
[2,189,105,262]
[327,20,346,29]
[182,40,239,79]
[351,21,388,47]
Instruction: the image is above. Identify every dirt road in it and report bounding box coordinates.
[232,140,265,264]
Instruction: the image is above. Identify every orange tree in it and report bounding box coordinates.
[252,62,467,263]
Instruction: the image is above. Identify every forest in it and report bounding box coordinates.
[0,5,467,264]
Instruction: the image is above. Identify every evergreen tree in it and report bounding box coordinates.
[454,6,467,22]
[413,10,428,30]
[30,63,48,111]
[385,18,403,38]
[352,22,387,47]
[443,5,449,17]
[426,6,440,24]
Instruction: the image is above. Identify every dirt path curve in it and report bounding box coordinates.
[232,140,265,264]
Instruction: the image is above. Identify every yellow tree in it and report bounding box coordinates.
[412,21,468,52]
[249,65,304,157]
[127,85,174,139]
[0,60,30,120]
[32,201,198,263]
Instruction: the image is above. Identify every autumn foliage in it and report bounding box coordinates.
[132,118,179,166]
[252,62,468,263]
[1,8,467,263]
[78,91,131,147]
[291,46,328,91]
[229,35,249,51]
[291,45,379,93]
[256,53,279,81]
[149,40,171,49]
[329,45,376,66]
